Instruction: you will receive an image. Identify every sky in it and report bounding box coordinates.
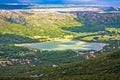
[0,0,120,6]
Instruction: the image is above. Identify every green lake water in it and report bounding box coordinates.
[20,39,107,51]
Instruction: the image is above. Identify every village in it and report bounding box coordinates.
[75,50,103,59]
[0,49,103,67]
[0,58,31,67]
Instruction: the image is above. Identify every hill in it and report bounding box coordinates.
[23,50,120,80]
[0,10,81,40]
[0,10,120,42]
[0,50,120,80]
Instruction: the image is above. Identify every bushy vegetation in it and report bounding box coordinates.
[23,50,120,80]
[1,50,119,80]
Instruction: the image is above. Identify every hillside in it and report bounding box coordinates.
[23,50,120,80]
[0,10,120,43]
[0,50,120,80]
[0,10,81,39]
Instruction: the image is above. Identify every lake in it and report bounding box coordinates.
[19,39,107,51]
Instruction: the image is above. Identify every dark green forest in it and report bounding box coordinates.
[0,50,120,80]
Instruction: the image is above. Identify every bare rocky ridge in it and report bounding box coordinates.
[73,11,120,25]
[0,10,25,23]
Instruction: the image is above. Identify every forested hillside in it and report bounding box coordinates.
[0,50,120,80]
[37,50,120,80]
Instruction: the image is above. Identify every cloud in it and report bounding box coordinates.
[17,0,41,3]
[65,0,97,2]
[0,0,120,6]
[77,0,97,2]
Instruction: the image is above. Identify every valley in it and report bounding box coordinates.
[0,6,120,79]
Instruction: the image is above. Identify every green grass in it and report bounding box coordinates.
[0,11,82,39]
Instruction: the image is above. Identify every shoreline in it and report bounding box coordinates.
[15,39,107,51]
[15,38,107,45]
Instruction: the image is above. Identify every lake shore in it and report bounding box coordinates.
[16,39,107,51]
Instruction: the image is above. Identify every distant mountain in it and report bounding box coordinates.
[0,9,120,37]
[103,7,120,12]
[74,11,120,26]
